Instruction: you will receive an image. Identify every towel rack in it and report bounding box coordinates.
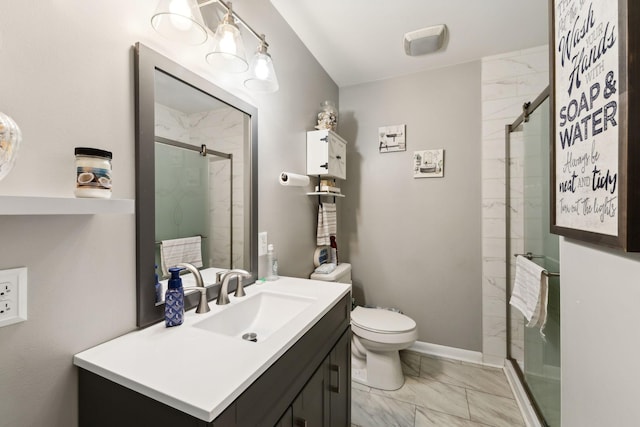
[154,235,208,245]
[514,253,560,277]
[514,252,544,260]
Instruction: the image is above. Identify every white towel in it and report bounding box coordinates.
[160,236,203,276]
[316,203,337,246]
[510,255,549,338]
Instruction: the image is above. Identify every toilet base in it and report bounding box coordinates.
[351,349,405,391]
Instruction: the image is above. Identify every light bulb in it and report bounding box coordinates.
[254,55,270,80]
[219,28,237,53]
[168,0,193,31]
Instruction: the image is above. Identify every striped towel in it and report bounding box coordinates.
[316,203,337,246]
[160,236,203,277]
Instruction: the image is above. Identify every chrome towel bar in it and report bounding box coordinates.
[514,253,560,277]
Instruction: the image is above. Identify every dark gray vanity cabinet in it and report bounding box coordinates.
[282,328,350,427]
[78,293,351,427]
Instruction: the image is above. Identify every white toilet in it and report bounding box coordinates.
[350,306,417,390]
[311,263,418,391]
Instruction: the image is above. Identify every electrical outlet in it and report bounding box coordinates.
[0,281,13,299]
[258,232,268,256]
[0,300,13,319]
[0,267,27,328]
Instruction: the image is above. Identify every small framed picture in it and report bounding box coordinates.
[413,149,444,178]
[378,124,406,152]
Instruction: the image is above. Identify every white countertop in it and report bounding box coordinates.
[73,276,351,422]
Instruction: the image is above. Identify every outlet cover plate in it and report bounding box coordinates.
[0,267,27,327]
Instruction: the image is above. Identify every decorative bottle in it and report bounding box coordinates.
[165,267,184,327]
[330,235,339,265]
[266,244,279,281]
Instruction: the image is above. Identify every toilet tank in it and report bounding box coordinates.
[310,263,352,284]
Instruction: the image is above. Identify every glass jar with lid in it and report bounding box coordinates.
[74,147,112,198]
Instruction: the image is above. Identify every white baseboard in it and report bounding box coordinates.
[408,341,485,366]
[504,361,543,427]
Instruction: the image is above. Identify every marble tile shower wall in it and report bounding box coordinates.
[481,46,549,365]
[190,108,246,269]
[155,104,245,269]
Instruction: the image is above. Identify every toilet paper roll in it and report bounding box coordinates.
[279,172,310,187]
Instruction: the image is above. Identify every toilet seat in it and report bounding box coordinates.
[351,306,416,333]
[350,307,418,345]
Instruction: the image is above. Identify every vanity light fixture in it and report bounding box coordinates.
[244,34,279,93]
[205,2,248,73]
[150,0,279,92]
[151,0,208,46]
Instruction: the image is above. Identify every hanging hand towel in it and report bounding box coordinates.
[160,236,203,277]
[509,255,549,338]
[316,203,337,246]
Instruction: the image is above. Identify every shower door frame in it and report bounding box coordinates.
[505,86,552,427]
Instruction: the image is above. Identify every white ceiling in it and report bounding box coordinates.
[270,0,549,87]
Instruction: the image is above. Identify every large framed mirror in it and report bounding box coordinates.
[135,43,258,328]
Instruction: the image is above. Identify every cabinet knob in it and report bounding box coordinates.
[320,163,328,169]
[336,155,342,160]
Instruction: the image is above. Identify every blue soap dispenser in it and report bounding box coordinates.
[165,267,185,327]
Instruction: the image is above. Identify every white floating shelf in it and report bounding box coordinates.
[306,192,345,198]
[0,196,135,215]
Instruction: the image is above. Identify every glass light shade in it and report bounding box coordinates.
[244,51,279,93]
[206,22,248,73]
[0,112,22,181]
[151,0,208,45]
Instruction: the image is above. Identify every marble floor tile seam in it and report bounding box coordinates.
[413,401,503,427]
[417,356,515,399]
[355,378,521,426]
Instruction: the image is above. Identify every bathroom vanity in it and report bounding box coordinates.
[74,278,351,426]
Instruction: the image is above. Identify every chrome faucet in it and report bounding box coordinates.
[176,263,210,314]
[216,269,251,305]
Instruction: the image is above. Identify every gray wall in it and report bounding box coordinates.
[560,239,640,426]
[0,1,336,426]
[339,62,483,351]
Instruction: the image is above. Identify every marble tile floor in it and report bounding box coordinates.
[351,351,525,427]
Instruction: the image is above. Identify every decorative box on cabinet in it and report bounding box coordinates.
[306,130,347,180]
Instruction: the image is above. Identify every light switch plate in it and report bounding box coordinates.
[0,267,27,327]
[258,232,268,256]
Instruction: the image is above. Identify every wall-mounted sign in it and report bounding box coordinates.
[550,0,640,251]
[378,124,406,153]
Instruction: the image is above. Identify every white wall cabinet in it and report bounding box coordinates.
[306,130,347,180]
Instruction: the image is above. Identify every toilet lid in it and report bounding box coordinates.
[351,307,416,333]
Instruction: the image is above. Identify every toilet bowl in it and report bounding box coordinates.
[350,306,418,390]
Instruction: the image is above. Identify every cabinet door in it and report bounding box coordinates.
[292,356,330,427]
[329,329,351,426]
[274,407,293,427]
[327,135,346,180]
[307,131,329,176]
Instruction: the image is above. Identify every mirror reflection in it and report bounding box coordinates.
[154,69,250,282]
[135,43,258,327]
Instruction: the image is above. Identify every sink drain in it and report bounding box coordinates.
[242,332,258,342]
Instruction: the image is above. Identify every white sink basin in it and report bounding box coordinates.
[193,290,316,342]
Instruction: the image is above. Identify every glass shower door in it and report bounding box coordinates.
[507,96,561,426]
